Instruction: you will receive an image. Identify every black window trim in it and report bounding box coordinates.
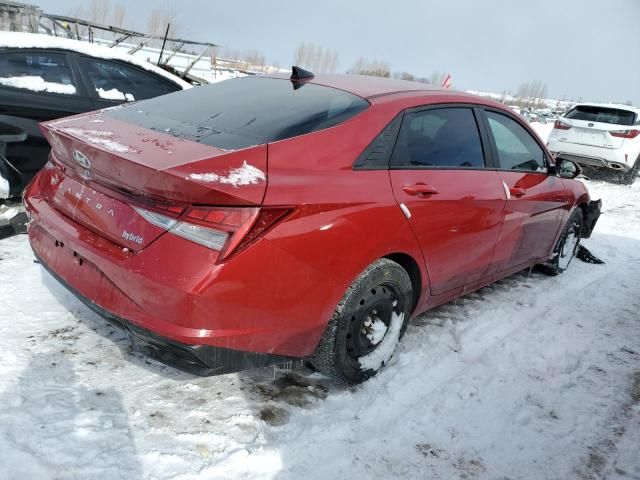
[352,112,403,170]
[478,106,552,174]
[0,48,84,98]
[389,103,496,171]
[353,102,498,171]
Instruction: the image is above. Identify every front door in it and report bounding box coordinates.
[388,106,506,296]
[481,109,567,272]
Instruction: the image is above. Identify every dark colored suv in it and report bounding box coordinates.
[0,32,189,199]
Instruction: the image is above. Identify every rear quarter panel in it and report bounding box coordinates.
[263,103,430,317]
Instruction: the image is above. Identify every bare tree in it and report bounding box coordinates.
[86,0,111,24]
[515,80,548,109]
[243,49,267,72]
[293,42,339,73]
[428,71,447,86]
[112,3,126,28]
[148,7,180,38]
[350,57,391,77]
[66,0,128,39]
[393,71,415,81]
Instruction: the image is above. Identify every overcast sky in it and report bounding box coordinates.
[34,0,640,104]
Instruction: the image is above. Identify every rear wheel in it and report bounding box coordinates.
[541,208,584,276]
[310,259,412,384]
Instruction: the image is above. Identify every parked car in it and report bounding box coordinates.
[24,69,601,384]
[0,32,191,199]
[547,103,640,184]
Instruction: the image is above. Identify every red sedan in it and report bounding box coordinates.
[24,68,601,383]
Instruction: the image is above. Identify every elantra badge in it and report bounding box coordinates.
[73,150,91,169]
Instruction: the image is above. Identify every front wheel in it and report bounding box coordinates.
[541,208,584,276]
[310,259,412,384]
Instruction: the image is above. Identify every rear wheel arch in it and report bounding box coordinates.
[384,252,423,313]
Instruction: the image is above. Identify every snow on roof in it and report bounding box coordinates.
[0,32,191,90]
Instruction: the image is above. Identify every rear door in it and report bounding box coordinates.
[481,109,567,272]
[388,105,506,296]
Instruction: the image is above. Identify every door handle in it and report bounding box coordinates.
[402,183,439,197]
[509,187,527,197]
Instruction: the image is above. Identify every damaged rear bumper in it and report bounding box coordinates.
[582,199,602,239]
[36,252,293,376]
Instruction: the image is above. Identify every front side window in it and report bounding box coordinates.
[390,108,485,168]
[78,57,177,102]
[0,51,77,95]
[486,111,546,172]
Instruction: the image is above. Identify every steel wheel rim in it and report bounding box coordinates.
[345,283,405,370]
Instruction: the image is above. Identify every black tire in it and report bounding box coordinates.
[622,156,640,185]
[310,258,412,384]
[541,208,584,276]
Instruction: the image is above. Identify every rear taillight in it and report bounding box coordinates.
[133,205,290,261]
[553,120,571,130]
[609,129,640,139]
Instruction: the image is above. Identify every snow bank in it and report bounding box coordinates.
[0,75,76,95]
[0,32,191,90]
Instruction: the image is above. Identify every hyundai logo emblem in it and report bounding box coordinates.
[73,150,91,169]
[587,122,594,127]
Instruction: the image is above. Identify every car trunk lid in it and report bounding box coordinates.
[39,113,268,250]
[556,118,628,149]
[556,105,638,149]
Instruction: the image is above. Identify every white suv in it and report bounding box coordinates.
[547,103,640,184]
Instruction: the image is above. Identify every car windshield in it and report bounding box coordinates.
[106,76,370,150]
[565,105,636,126]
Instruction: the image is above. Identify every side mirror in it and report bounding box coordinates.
[554,157,582,179]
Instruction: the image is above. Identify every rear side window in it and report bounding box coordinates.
[106,76,369,150]
[566,105,636,126]
[486,111,546,172]
[0,51,77,95]
[390,108,485,168]
[79,56,177,102]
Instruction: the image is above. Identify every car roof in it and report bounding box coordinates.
[573,102,640,114]
[0,31,191,89]
[262,72,444,99]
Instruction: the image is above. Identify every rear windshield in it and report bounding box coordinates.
[106,76,369,149]
[565,105,636,126]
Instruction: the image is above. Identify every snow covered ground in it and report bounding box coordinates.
[530,120,554,143]
[1,177,639,478]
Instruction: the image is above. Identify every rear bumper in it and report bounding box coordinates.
[24,178,339,362]
[547,138,634,171]
[582,199,602,239]
[36,251,292,376]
